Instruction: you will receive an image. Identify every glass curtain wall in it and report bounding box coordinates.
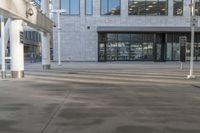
[173,0,183,16]
[128,0,168,15]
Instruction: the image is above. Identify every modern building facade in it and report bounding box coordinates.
[52,0,200,62]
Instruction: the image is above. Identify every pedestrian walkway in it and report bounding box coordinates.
[0,62,200,133]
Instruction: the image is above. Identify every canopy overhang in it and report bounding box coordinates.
[97,26,200,33]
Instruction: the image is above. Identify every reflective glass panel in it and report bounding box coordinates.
[129,0,168,16]
[101,0,120,15]
[129,0,146,15]
[70,0,80,15]
[195,0,200,16]
[146,0,158,15]
[61,0,69,13]
[158,0,168,15]
[174,0,183,16]
[118,42,130,60]
[85,0,93,15]
[60,0,80,15]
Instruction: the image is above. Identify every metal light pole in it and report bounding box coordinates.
[188,0,196,79]
[1,15,6,79]
[51,9,66,66]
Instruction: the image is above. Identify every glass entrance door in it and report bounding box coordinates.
[154,33,166,62]
[98,43,106,61]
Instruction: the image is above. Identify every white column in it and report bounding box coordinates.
[41,32,51,69]
[10,19,24,78]
[41,0,51,69]
[1,15,6,78]
[0,36,2,70]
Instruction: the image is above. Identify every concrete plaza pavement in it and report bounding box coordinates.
[0,62,200,133]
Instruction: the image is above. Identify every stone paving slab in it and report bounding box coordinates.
[0,62,200,133]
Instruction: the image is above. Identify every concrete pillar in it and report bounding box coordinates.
[41,32,51,69]
[0,38,2,69]
[41,0,51,69]
[10,19,24,78]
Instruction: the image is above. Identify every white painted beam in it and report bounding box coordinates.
[0,0,53,32]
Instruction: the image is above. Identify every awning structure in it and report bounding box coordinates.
[0,0,53,32]
[97,26,200,33]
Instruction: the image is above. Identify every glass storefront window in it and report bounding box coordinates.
[130,43,143,60]
[60,0,80,15]
[106,42,118,61]
[118,42,130,60]
[174,0,183,16]
[172,43,180,60]
[166,43,172,60]
[197,43,200,60]
[98,33,200,62]
[128,0,168,16]
[101,0,121,15]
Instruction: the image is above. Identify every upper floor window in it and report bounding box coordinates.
[128,0,168,16]
[174,0,183,16]
[60,0,80,15]
[85,0,93,15]
[195,0,200,16]
[101,0,121,15]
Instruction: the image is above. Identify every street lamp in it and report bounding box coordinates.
[187,0,196,79]
[51,9,66,66]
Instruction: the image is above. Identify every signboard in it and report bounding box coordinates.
[179,36,187,62]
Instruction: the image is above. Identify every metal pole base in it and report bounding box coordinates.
[187,75,196,79]
[43,65,51,70]
[1,71,6,79]
[11,71,24,79]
